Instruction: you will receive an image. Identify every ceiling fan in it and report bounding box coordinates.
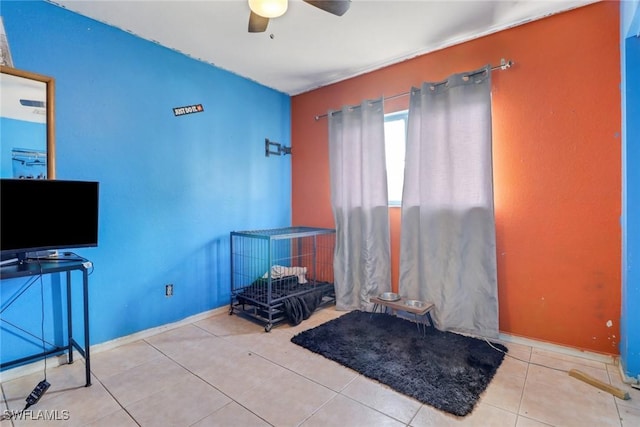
[248,0,351,33]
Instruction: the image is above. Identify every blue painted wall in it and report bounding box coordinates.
[1,1,291,365]
[621,0,640,380]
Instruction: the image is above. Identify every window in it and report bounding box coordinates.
[384,110,408,206]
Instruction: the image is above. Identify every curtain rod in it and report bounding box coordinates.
[314,58,514,121]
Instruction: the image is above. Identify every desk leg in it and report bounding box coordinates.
[66,271,74,364]
[83,269,91,387]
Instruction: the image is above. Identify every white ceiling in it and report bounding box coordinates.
[50,0,597,95]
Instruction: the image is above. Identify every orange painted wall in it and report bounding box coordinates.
[291,2,621,355]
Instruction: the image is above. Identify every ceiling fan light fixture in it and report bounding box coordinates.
[248,0,288,18]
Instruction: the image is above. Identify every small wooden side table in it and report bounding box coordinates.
[370,296,435,335]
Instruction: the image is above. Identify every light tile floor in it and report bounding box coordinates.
[1,307,639,426]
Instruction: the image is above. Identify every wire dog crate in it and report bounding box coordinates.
[229,226,336,331]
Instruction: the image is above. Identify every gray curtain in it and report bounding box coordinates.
[328,98,391,311]
[399,66,499,337]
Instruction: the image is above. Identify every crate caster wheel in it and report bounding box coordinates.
[265,323,273,332]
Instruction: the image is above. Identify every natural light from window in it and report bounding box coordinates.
[384,111,407,206]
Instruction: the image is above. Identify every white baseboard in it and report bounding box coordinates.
[89,306,228,355]
[498,332,616,365]
[0,306,228,383]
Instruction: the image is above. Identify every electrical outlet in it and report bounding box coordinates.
[165,284,173,297]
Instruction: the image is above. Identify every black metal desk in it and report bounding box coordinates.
[0,259,92,386]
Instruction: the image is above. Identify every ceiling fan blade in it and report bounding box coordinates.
[248,11,270,33]
[303,0,351,17]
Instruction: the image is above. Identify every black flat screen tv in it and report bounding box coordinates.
[1,179,99,262]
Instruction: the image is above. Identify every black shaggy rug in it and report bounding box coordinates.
[291,310,507,417]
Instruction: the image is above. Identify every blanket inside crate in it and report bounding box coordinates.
[282,288,326,325]
[262,265,308,283]
[237,275,300,301]
[236,274,329,325]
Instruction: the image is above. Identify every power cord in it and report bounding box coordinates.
[17,261,51,418]
[37,259,48,382]
[0,380,51,421]
[0,266,51,422]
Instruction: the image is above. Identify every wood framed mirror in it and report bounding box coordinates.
[0,65,55,179]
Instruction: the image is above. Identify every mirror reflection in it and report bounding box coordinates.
[0,66,55,179]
